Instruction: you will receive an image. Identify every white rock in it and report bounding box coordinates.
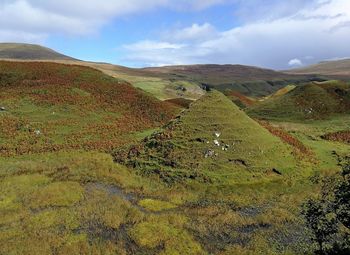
[214,140,220,146]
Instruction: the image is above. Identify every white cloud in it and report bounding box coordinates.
[123,0,350,68]
[288,58,303,67]
[163,23,218,42]
[124,41,186,51]
[0,29,46,43]
[0,0,226,41]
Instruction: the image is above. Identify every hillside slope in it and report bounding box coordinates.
[0,43,75,60]
[286,59,350,76]
[247,81,350,121]
[114,91,297,185]
[0,61,177,156]
[141,64,321,97]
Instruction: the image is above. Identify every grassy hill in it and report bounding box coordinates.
[286,59,350,76]
[0,43,75,60]
[0,61,177,156]
[114,91,297,185]
[247,81,350,121]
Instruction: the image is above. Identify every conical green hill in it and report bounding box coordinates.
[115,91,297,184]
[247,81,350,121]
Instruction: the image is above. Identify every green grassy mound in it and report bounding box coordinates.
[0,61,178,156]
[114,91,297,185]
[247,81,350,121]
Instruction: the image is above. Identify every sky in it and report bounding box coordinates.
[1,0,350,69]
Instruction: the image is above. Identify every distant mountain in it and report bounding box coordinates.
[0,43,76,60]
[141,64,322,97]
[286,59,350,76]
[143,64,299,83]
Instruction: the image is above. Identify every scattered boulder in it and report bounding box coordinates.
[214,132,221,138]
[213,140,220,146]
[200,84,212,91]
[195,138,206,143]
[176,85,187,92]
[222,144,230,151]
[34,130,41,136]
[204,149,215,158]
[229,159,248,167]
[272,168,282,175]
[0,106,6,111]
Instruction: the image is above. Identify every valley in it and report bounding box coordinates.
[0,44,349,255]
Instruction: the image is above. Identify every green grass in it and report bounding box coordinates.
[0,61,178,156]
[247,81,350,121]
[271,115,350,172]
[138,199,177,212]
[117,73,205,101]
[115,90,298,185]
[129,215,205,254]
[1,62,349,255]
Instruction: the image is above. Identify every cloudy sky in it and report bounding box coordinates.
[1,0,350,69]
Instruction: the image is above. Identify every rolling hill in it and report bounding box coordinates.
[0,43,75,60]
[141,64,321,97]
[0,61,178,156]
[0,43,324,100]
[114,90,297,185]
[247,80,350,121]
[286,59,350,76]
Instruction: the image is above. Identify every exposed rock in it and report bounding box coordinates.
[204,149,215,158]
[176,85,187,92]
[200,84,212,91]
[229,159,248,167]
[213,140,220,146]
[222,144,230,151]
[214,132,221,138]
[272,168,282,175]
[195,138,206,143]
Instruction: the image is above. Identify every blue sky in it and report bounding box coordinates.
[1,0,350,69]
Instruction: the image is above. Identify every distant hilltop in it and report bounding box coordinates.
[0,43,76,61]
[286,58,350,76]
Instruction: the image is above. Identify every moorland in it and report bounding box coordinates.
[0,43,349,255]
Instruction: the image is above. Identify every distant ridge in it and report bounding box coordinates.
[0,43,76,60]
[0,43,328,99]
[286,59,350,76]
